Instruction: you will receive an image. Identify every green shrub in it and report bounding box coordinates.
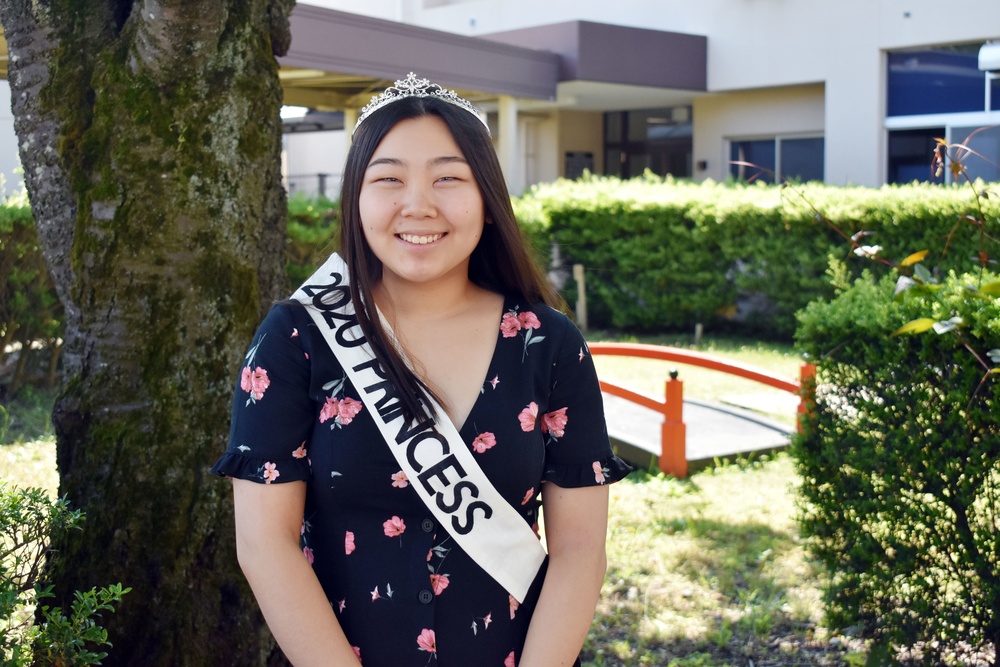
[285,192,339,291]
[1,482,129,665]
[792,269,1000,659]
[519,174,1000,337]
[0,200,63,395]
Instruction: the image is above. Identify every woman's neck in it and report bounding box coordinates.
[374,273,486,325]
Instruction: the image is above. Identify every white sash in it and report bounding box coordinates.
[292,253,546,603]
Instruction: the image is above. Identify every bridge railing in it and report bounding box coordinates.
[588,342,816,478]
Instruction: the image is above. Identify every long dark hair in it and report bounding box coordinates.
[340,95,559,424]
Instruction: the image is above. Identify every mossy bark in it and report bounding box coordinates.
[0,1,295,664]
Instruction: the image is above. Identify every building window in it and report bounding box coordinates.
[888,44,998,117]
[729,136,824,184]
[604,107,692,179]
[884,43,1000,185]
[887,128,945,184]
[951,125,1000,183]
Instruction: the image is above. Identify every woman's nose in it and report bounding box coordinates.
[400,183,436,219]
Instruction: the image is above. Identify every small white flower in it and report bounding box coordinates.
[853,244,883,258]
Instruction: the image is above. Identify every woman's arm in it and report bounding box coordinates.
[519,483,610,667]
[232,478,362,666]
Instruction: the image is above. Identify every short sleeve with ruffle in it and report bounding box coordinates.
[211,305,315,485]
[540,310,632,488]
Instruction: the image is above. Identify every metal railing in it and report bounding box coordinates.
[588,342,816,478]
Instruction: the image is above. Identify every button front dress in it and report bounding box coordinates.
[212,295,631,666]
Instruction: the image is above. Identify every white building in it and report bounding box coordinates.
[2,2,998,198]
[278,0,1000,196]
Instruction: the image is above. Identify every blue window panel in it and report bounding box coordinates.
[952,125,1000,183]
[730,140,775,183]
[781,137,824,182]
[888,49,986,116]
[887,128,945,184]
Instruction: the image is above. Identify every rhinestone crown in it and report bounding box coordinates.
[353,72,490,137]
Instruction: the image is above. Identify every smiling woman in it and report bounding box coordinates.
[212,73,631,667]
[358,116,486,294]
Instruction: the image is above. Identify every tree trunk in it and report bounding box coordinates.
[0,1,294,664]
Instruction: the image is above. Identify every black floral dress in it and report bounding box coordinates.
[211,295,631,667]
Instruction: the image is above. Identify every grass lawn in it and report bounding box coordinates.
[583,455,863,666]
[0,338,868,666]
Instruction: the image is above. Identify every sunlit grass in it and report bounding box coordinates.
[584,455,848,666]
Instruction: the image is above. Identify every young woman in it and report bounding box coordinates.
[213,73,630,666]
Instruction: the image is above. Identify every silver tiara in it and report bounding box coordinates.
[353,72,490,137]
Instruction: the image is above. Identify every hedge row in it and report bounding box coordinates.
[517,174,1000,337]
[0,199,62,394]
[792,269,1000,658]
[5,179,998,392]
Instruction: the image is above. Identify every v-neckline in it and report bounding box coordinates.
[376,295,510,436]
[452,294,509,434]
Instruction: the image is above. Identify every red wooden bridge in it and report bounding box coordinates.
[589,342,815,478]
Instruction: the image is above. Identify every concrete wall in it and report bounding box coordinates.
[282,130,349,199]
[0,81,24,198]
[557,110,604,178]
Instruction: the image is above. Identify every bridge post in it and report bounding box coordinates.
[660,375,688,478]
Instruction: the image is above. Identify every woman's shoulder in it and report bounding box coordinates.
[500,295,584,350]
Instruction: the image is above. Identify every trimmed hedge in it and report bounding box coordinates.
[519,174,1000,337]
[0,200,62,394]
[792,270,1000,659]
[5,178,998,392]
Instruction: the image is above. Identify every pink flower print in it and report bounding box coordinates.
[500,312,522,338]
[490,375,500,389]
[505,651,516,667]
[579,347,585,362]
[383,516,406,538]
[241,366,270,401]
[338,599,346,612]
[429,573,450,595]
[391,471,409,488]
[319,397,340,423]
[593,461,607,484]
[541,407,569,439]
[517,311,541,329]
[292,442,307,459]
[371,586,380,602]
[518,402,538,432]
[427,549,433,562]
[521,487,535,505]
[416,628,436,653]
[337,397,363,425]
[240,366,253,392]
[352,646,362,662]
[262,462,279,484]
[471,431,496,454]
[291,328,299,338]
[483,612,492,629]
[509,594,519,619]
[345,531,356,555]
[302,546,314,564]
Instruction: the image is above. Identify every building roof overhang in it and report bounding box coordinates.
[0,5,709,115]
[279,4,561,111]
